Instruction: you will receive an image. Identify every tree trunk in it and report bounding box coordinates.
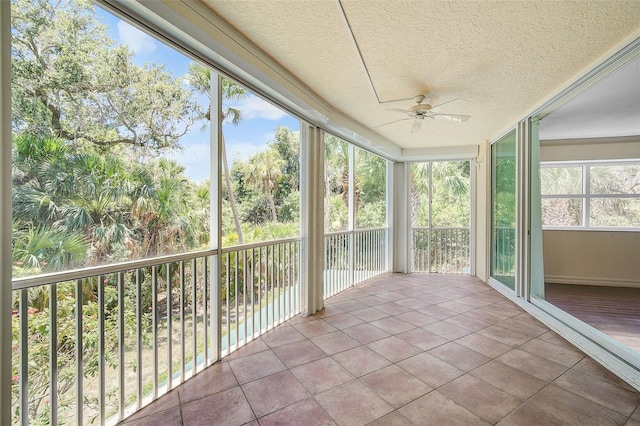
[222,134,243,243]
[268,190,278,222]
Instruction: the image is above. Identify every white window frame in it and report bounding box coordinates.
[540,159,640,231]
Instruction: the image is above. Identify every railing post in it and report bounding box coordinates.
[98,275,105,425]
[19,290,28,426]
[135,271,142,408]
[118,272,125,419]
[75,279,84,425]
[49,284,58,426]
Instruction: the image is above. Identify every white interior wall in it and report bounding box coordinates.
[540,135,640,162]
[543,230,640,287]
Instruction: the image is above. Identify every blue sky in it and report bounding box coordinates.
[96,7,300,182]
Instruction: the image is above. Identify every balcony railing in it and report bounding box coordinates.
[11,238,300,425]
[412,227,470,273]
[12,226,390,425]
[324,228,388,299]
[492,227,516,277]
[220,239,300,356]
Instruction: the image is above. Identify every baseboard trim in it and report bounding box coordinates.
[545,275,640,288]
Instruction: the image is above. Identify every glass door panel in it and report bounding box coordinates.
[411,161,471,273]
[490,130,517,289]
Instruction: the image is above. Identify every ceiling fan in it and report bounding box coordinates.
[381,95,471,133]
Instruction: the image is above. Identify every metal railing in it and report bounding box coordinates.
[11,238,300,425]
[220,238,300,357]
[412,227,470,273]
[492,227,516,277]
[324,228,388,299]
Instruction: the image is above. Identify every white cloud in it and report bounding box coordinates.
[235,96,288,121]
[262,132,275,143]
[164,140,269,182]
[117,20,157,55]
[163,143,210,183]
[227,141,268,163]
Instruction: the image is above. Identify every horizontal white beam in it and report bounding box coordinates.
[401,145,479,162]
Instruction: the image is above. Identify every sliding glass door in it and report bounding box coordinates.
[490,130,517,290]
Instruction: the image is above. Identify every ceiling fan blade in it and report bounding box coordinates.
[376,117,412,128]
[387,108,414,114]
[430,98,467,113]
[433,113,471,122]
[411,118,423,133]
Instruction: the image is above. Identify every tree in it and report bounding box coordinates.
[354,148,386,228]
[130,159,201,257]
[431,161,470,227]
[247,150,286,222]
[10,2,209,422]
[410,161,470,228]
[324,136,349,231]
[186,63,247,243]
[11,0,200,151]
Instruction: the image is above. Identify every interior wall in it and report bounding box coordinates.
[540,135,640,162]
[543,230,640,287]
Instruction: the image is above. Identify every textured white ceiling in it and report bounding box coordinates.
[539,55,640,140]
[201,0,640,150]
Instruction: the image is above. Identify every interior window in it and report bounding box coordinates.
[540,161,640,230]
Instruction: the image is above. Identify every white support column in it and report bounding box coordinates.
[469,157,477,277]
[300,125,325,315]
[477,140,491,282]
[392,162,410,273]
[347,144,355,287]
[427,162,433,272]
[1,2,12,423]
[209,72,223,362]
[385,160,394,272]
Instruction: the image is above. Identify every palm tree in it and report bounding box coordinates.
[410,161,470,228]
[12,135,134,265]
[247,149,286,222]
[324,136,349,231]
[187,63,246,243]
[130,158,199,257]
[352,148,388,228]
[12,221,89,273]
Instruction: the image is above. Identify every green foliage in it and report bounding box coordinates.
[324,136,350,231]
[541,163,640,228]
[411,161,470,228]
[11,280,145,425]
[225,127,301,232]
[12,223,88,272]
[11,0,201,151]
[355,148,387,228]
[12,134,210,271]
[324,136,389,231]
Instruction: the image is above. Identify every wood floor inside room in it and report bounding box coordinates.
[545,283,640,354]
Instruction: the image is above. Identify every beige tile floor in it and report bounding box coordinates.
[120,274,640,426]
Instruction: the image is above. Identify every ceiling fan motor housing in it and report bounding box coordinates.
[410,103,432,112]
